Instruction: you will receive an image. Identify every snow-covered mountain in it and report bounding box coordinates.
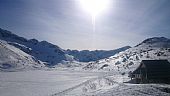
[0,28,130,66]
[2,27,169,73]
[0,28,74,66]
[66,46,131,62]
[0,40,45,71]
[83,37,170,73]
[136,37,170,48]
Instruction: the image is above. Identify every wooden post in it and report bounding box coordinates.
[145,68,148,83]
[140,69,142,83]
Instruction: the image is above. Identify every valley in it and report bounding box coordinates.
[0,28,170,96]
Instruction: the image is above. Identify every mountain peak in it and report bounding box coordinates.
[0,28,28,42]
[135,37,170,48]
[142,37,169,44]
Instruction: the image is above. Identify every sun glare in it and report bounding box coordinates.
[79,0,110,17]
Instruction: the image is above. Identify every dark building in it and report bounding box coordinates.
[130,60,170,84]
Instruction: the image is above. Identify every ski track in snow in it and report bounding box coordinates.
[51,77,97,96]
[51,73,126,96]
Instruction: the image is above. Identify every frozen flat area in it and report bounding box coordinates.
[0,70,108,96]
[0,70,170,96]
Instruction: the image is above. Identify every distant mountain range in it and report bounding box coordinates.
[0,28,130,67]
[66,46,131,62]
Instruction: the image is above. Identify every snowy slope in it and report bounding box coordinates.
[83,37,170,74]
[0,28,74,66]
[0,40,45,71]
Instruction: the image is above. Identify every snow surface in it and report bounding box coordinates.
[0,70,169,96]
[0,70,109,96]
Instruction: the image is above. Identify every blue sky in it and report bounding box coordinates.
[0,0,170,50]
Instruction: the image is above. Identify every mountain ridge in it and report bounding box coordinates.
[66,46,131,62]
[0,28,130,66]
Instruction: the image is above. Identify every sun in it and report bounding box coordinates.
[79,0,110,17]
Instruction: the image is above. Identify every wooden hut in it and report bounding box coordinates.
[130,60,170,84]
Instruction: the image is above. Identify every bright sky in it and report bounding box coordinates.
[0,0,170,50]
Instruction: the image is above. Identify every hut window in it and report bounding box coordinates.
[135,74,141,78]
